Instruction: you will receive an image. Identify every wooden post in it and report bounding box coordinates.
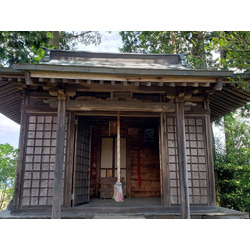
[204,98,216,206]
[52,91,66,219]
[13,93,29,210]
[159,113,171,207]
[176,100,190,219]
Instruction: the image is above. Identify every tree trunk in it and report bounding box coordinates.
[50,31,60,49]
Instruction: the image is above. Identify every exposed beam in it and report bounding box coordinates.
[214,78,223,90]
[45,98,178,113]
[200,82,210,87]
[223,88,250,101]
[216,91,246,106]
[25,72,32,85]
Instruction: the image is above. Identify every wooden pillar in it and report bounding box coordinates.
[13,93,29,210]
[159,113,170,207]
[52,92,66,219]
[204,98,216,206]
[176,100,190,219]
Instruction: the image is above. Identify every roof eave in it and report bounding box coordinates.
[12,63,234,78]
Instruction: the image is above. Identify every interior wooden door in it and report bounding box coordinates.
[73,118,91,206]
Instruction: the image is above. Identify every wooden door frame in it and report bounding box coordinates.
[68,113,163,203]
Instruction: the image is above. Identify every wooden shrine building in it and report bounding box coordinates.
[0,50,249,219]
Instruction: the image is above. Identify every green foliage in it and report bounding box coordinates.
[211,31,250,72]
[229,75,250,92]
[0,31,52,66]
[54,31,102,50]
[119,31,250,72]
[0,143,17,210]
[214,164,250,215]
[214,110,250,214]
[0,31,103,66]
[119,31,217,69]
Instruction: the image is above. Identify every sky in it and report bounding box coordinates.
[0,31,123,148]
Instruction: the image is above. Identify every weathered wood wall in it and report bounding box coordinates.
[167,115,209,205]
[18,112,211,207]
[129,131,160,198]
[21,114,68,207]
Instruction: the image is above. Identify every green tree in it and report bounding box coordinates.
[119,31,250,73]
[210,31,250,91]
[214,110,250,214]
[0,143,17,210]
[210,31,250,72]
[0,31,52,66]
[49,31,102,50]
[0,31,103,66]
[119,31,217,69]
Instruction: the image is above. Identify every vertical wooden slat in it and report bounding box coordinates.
[126,137,131,198]
[159,113,171,207]
[95,130,101,197]
[52,95,66,219]
[176,101,190,219]
[204,98,216,206]
[73,118,91,205]
[112,137,116,177]
[71,116,78,206]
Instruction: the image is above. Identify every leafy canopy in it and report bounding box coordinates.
[0,143,17,210]
[119,31,250,73]
[0,31,52,66]
[214,110,250,214]
[0,31,102,66]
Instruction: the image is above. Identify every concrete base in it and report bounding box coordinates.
[1,198,249,219]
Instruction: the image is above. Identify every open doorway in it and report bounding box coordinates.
[72,115,161,206]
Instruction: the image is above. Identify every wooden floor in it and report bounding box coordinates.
[1,197,249,219]
[83,197,161,207]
